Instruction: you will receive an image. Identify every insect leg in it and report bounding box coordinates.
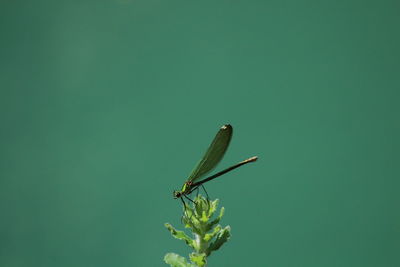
[183,194,195,204]
[179,197,188,223]
[196,187,200,197]
[182,195,196,220]
[201,184,210,200]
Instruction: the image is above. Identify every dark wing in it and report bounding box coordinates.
[187,124,233,182]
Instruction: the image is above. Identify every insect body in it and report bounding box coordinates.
[173,124,257,202]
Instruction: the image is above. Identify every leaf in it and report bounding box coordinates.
[207,226,231,255]
[189,253,207,267]
[204,225,222,242]
[208,199,219,217]
[194,197,207,217]
[164,253,195,267]
[165,223,195,249]
[182,215,202,236]
[206,207,224,232]
[200,211,208,223]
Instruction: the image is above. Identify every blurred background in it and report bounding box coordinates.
[1,1,399,266]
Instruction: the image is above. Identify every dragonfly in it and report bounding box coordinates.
[173,124,258,205]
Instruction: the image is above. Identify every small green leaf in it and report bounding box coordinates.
[182,216,202,235]
[189,253,207,267]
[204,225,222,242]
[164,253,195,267]
[206,207,224,232]
[208,199,219,217]
[194,197,207,216]
[165,223,195,249]
[207,226,231,255]
[200,211,208,222]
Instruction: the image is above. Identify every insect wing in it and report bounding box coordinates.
[187,124,233,182]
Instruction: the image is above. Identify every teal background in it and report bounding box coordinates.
[1,1,399,266]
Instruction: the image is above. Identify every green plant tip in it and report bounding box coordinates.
[164,195,231,267]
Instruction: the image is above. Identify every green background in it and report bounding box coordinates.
[1,1,399,266]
